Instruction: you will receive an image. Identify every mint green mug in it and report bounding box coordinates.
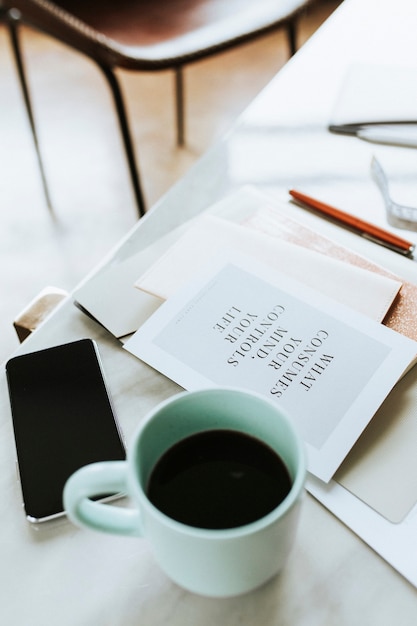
[64,388,306,597]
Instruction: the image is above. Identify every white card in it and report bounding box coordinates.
[125,254,417,482]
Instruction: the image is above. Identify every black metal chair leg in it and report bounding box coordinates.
[97,62,146,218]
[7,9,53,212]
[286,19,297,57]
[175,66,185,147]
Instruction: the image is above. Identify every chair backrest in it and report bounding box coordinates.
[4,0,312,69]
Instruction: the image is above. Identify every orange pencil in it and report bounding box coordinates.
[289,189,415,257]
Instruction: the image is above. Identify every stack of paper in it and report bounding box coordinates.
[125,214,416,483]
[74,186,417,586]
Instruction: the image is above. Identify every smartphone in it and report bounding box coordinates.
[6,338,126,523]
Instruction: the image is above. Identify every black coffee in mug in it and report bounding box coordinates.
[147,429,292,529]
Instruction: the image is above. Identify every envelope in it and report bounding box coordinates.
[136,214,402,323]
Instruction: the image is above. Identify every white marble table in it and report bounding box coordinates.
[1,0,417,623]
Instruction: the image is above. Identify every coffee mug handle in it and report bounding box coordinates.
[63,461,143,537]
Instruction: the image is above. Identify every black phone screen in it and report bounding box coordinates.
[6,339,126,522]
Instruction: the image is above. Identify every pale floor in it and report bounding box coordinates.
[0,0,341,363]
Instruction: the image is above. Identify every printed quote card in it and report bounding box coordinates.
[124,254,417,482]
